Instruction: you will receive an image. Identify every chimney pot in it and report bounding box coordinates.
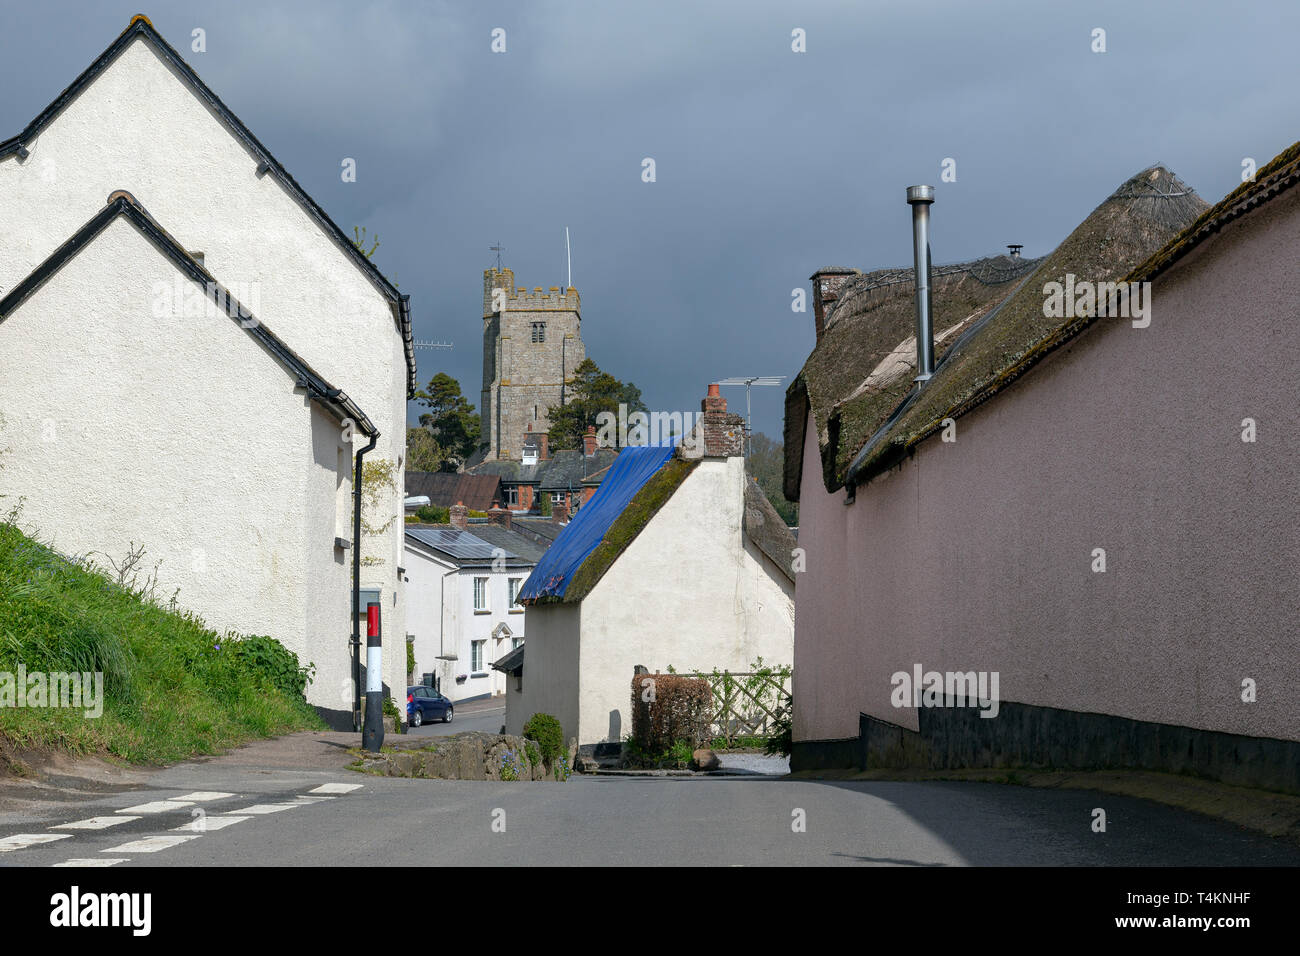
[449,501,469,530]
[582,425,598,456]
[701,383,727,414]
[487,500,511,530]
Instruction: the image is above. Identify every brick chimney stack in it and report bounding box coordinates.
[487,500,512,530]
[449,501,469,530]
[539,431,549,461]
[552,500,569,524]
[698,383,745,458]
[582,425,598,456]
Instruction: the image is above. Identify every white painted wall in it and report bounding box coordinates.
[508,603,582,740]
[403,539,529,703]
[514,456,795,745]
[0,34,409,716]
[0,217,354,710]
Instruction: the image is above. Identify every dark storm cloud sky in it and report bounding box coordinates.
[3,1,1297,439]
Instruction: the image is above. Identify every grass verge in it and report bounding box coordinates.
[0,522,322,770]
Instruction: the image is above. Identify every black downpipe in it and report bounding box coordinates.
[351,430,379,732]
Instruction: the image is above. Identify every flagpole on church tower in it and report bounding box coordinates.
[565,227,572,289]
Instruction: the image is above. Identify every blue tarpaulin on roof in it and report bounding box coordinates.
[519,443,676,602]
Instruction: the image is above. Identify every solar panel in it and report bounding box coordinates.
[406,527,517,561]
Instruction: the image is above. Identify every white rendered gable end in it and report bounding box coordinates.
[0,192,379,439]
[0,15,416,395]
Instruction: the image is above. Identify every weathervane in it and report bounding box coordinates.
[490,242,505,270]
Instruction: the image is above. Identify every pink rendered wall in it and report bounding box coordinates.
[793,187,1300,746]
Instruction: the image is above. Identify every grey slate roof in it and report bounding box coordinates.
[491,643,524,674]
[462,522,550,564]
[467,448,618,489]
[404,525,534,568]
[507,516,565,545]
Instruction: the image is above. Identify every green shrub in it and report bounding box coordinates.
[370,696,402,735]
[522,712,563,764]
[525,741,541,769]
[413,504,449,524]
[228,634,314,699]
[765,692,793,756]
[666,739,694,769]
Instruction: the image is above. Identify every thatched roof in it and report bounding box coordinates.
[786,165,1210,498]
[743,478,796,581]
[1126,141,1300,286]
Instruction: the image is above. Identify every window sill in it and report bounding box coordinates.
[473,609,491,615]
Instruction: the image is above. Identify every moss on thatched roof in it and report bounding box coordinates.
[785,253,1040,499]
[743,477,797,581]
[1126,141,1300,287]
[540,456,700,605]
[786,164,1212,498]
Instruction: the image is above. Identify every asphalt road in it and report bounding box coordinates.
[2,734,1298,867]
[404,702,505,738]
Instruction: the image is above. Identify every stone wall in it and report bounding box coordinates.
[481,268,586,460]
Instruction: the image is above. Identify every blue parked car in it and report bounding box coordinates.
[407,686,453,727]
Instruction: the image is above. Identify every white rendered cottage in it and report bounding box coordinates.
[403,510,546,704]
[512,385,796,747]
[0,17,415,727]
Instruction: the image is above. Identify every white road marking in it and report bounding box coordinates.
[310,783,362,794]
[172,815,249,833]
[0,833,73,851]
[175,791,235,802]
[226,803,300,815]
[53,858,128,868]
[105,835,200,853]
[117,800,194,814]
[53,816,141,830]
[294,795,334,804]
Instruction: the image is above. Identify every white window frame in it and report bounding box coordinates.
[509,577,523,611]
[473,576,489,612]
[471,640,485,671]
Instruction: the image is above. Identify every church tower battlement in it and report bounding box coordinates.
[480,267,586,461]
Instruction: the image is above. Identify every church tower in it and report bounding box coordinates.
[480,267,586,461]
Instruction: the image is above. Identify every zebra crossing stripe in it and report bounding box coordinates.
[105,835,201,853]
[53,816,141,830]
[117,800,194,814]
[53,858,128,868]
[310,783,362,794]
[0,833,73,851]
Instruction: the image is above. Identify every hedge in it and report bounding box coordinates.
[629,673,712,755]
